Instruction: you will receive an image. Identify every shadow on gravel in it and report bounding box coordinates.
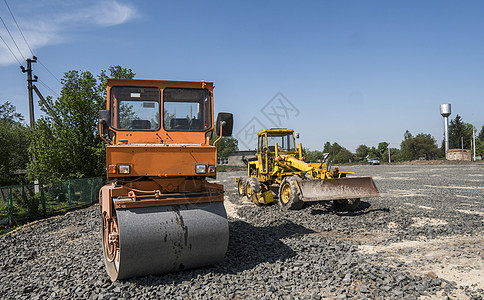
[129,219,313,286]
[309,200,389,216]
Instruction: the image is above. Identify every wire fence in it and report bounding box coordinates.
[0,177,105,227]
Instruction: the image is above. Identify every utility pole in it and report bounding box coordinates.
[20,56,60,126]
[20,56,60,192]
[21,57,39,192]
[473,127,476,161]
[21,56,37,132]
[461,137,464,161]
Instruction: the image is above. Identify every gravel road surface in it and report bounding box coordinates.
[1,163,483,299]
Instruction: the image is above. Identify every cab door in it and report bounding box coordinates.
[258,134,268,174]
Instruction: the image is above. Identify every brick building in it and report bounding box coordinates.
[447,149,472,161]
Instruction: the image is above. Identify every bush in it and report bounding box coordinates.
[16,188,40,218]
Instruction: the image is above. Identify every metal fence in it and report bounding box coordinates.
[0,177,105,227]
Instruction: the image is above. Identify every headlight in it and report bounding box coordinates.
[195,164,207,174]
[108,165,117,174]
[118,164,131,174]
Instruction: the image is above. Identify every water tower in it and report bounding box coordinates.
[440,104,451,155]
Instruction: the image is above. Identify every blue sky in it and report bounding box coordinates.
[1,0,483,151]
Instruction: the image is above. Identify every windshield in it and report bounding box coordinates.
[266,132,295,152]
[111,86,161,130]
[163,88,211,131]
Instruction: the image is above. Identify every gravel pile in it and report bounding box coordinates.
[1,163,483,299]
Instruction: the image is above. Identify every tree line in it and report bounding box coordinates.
[304,115,484,164]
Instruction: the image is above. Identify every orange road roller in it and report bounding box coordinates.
[98,79,233,280]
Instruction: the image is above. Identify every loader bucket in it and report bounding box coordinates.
[297,177,379,202]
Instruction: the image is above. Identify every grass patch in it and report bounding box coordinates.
[0,226,16,236]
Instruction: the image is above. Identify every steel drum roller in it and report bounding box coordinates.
[103,201,229,281]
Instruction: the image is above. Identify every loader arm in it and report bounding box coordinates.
[283,155,318,172]
[277,155,353,179]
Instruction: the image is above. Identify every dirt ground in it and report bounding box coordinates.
[219,163,484,298]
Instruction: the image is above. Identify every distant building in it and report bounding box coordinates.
[217,150,257,166]
[447,149,472,161]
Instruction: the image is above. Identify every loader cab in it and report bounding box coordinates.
[266,132,296,153]
[257,129,296,174]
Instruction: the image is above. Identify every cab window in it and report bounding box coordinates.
[267,133,295,152]
[110,86,161,131]
[163,88,211,131]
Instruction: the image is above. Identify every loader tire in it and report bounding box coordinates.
[246,177,262,206]
[237,177,247,196]
[278,176,304,210]
[333,198,360,211]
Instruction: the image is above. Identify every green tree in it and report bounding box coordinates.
[355,144,369,161]
[333,147,353,163]
[303,149,324,163]
[437,139,445,159]
[322,141,354,163]
[476,140,484,157]
[0,101,23,121]
[477,126,484,158]
[478,125,484,141]
[400,130,437,160]
[449,115,472,149]
[0,102,30,185]
[400,130,414,161]
[378,142,389,156]
[322,141,332,153]
[29,66,135,182]
[211,134,239,158]
[385,147,401,162]
[366,147,379,160]
[97,65,136,101]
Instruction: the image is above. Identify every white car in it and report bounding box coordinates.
[368,158,380,165]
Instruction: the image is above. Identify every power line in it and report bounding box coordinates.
[0,31,21,65]
[3,0,61,84]
[3,0,34,57]
[0,15,25,60]
[38,78,59,98]
[38,59,61,84]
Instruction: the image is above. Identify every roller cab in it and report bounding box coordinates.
[98,79,233,281]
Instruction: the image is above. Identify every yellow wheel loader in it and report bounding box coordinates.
[236,128,379,210]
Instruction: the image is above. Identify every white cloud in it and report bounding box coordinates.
[58,0,137,27]
[0,0,137,66]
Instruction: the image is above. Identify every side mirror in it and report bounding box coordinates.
[295,132,299,139]
[216,112,233,137]
[99,110,110,134]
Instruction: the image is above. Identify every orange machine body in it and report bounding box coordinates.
[100,79,223,215]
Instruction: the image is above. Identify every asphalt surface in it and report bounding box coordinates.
[1,163,483,299]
